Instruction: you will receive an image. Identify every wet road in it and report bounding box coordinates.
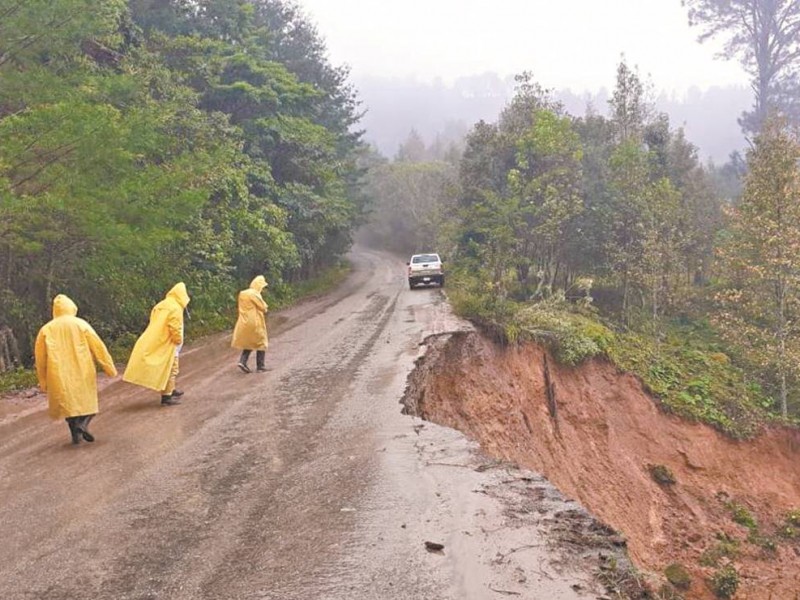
[0,249,601,600]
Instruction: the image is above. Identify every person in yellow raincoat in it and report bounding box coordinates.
[123,283,190,406]
[232,275,269,373]
[35,294,117,445]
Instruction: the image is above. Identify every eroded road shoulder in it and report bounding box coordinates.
[1,249,620,599]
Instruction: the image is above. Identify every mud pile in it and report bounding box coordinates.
[403,331,800,599]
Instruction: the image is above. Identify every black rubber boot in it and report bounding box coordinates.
[66,418,81,445]
[161,395,181,406]
[77,415,95,442]
[171,389,184,398]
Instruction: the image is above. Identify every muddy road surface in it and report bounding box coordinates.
[0,250,619,600]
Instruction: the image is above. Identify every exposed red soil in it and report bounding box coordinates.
[404,332,800,599]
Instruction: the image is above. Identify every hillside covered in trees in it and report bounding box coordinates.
[364,60,800,436]
[0,0,365,365]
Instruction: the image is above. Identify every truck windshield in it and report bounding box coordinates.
[412,255,439,264]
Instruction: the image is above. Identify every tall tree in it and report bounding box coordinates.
[715,119,800,416]
[396,129,428,163]
[507,109,584,295]
[683,0,800,134]
[609,60,649,142]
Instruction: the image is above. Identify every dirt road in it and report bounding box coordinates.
[0,249,617,600]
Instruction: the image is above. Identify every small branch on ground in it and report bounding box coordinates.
[489,586,522,596]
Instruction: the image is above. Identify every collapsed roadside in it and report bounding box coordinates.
[402,329,800,599]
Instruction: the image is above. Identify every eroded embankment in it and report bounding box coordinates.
[403,331,800,599]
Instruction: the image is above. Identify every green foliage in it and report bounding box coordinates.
[664,563,692,591]
[360,157,458,255]
[449,259,770,436]
[787,509,800,527]
[726,501,757,531]
[778,510,800,539]
[448,271,613,366]
[709,564,739,599]
[0,0,364,365]
[272,261,351,310]
[610,320,767,438]
[0,368,38,394]
[436,63,796,434]
[713,120,800,418]
[747,531,777,554]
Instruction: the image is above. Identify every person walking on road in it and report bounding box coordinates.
[232,275,269,373]
[35,294,117,445]
[123,282,190,406]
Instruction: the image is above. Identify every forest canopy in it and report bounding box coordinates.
[0,0,365,362]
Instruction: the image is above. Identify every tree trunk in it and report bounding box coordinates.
[0,327,20,373]
[780,368,788,418]
[778,279,789,418]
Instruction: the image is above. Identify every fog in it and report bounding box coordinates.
[297,0,752,161]
[354,75,751,163]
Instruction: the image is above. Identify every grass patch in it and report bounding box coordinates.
[778,510,800,539]
[727,501,758,531]
[277,261,351,308]
[0,368,38,394]
[747,531,778,554]
[787,509,800,527]
[609,320,768,439]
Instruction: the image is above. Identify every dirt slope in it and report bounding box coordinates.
[403,331,800,599]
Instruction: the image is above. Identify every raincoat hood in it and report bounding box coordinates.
[166,282,190,308]
[53,294,78,318]
[249,276,268,293]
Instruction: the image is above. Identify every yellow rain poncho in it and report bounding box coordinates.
[35,295,117,420]
[231,276,269,351]
[123,283,190,392]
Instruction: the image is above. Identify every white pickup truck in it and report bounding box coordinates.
[407,253,444,289]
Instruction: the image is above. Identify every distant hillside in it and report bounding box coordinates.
[356,73,750,163]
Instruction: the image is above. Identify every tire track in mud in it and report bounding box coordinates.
[198,291,400,599]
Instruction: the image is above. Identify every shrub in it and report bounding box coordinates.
[664,563,691,590]
[732,506,757,530]
[727,501,757,531]
[709,564,739,599]
[649,464,677,486]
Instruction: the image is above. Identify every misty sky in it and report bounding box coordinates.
[297,0,749,93]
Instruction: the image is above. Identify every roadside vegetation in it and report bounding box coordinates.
[0,1,365,379]
[366,61,800,438]
[0,259,350,391]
